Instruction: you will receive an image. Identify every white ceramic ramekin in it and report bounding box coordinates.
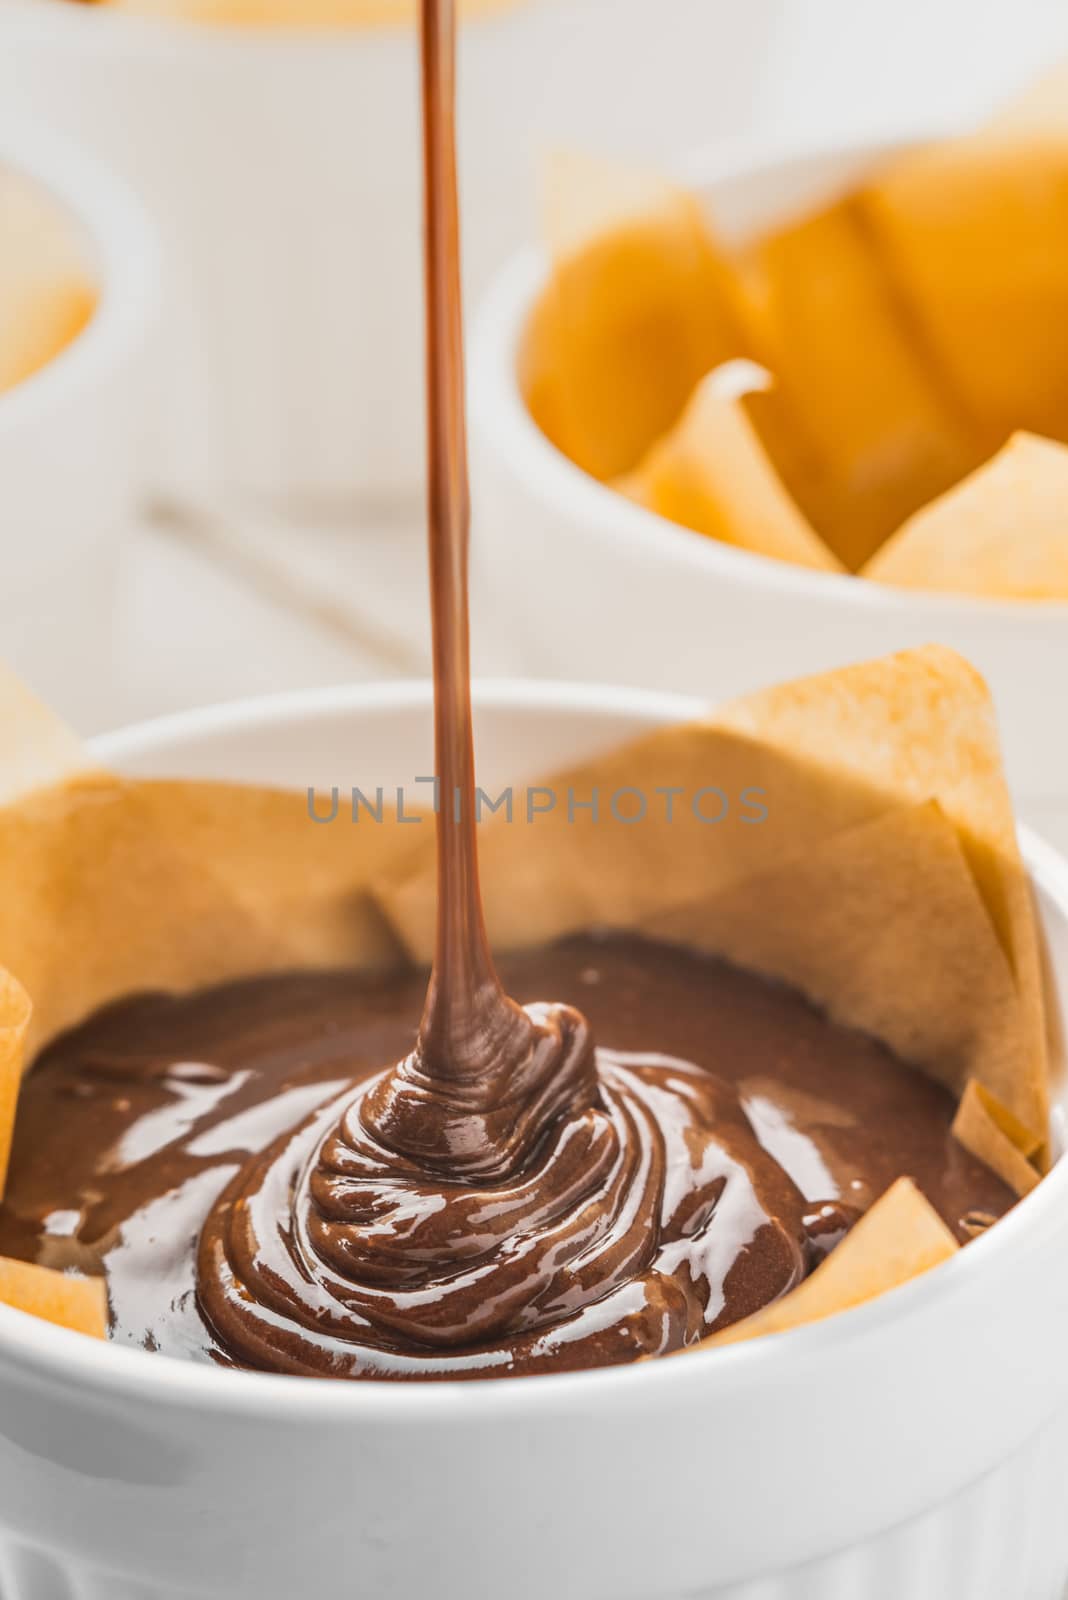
[469,134,1068,811]
[0,127,158,729]
[0,0,785,511]
[0,679,1067,1599]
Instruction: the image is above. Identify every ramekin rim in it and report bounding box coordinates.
[0,676,1063,1422]
[468,128,1068,625]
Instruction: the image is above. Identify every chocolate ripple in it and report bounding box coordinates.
[197,1023,810,1379]
[0,937,1019,1379]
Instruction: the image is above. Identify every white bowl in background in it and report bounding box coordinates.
[469,134,1068,812]
[0,0,788,513]
[0,127,157,730]
[0,679,1067,1599]
[754,0,1068,147]
[750,0,1068,147]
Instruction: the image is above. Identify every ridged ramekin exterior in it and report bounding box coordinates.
[703,1419,1068,1600]
[2,1418,1066,1599]
[1,688,1067,1600]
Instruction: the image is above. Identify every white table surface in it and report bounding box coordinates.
[115,505,430,731]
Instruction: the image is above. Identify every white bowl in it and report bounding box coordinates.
[0,126,158,729]
[469,134,1068,811]
[1,678,1068,1599]
[0,0,786,511]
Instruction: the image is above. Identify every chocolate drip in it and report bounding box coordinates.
[359,0,598,1183]
[194,0,624,1370]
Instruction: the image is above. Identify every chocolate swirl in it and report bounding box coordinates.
[0,937,1020,1377]
[197,1010,812,1379]
[360,998,597,1183]
[195,0,828,1380]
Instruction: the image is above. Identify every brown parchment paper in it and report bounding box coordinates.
[618,363,842,573]
[0,676,422,1333]
[953,1081,1042,1198]
[521,150,745,481]
[724,197,979,570]
[705,1178,959,1348]
[379,644,1049,1154]
[865,433,1068,600]
[0,1256,106,1340]
[0,663,422,1075]
[0,973,30,1197]
[646,801,1030,1120]
[0,676,418,1160]
[858,111,1068,450]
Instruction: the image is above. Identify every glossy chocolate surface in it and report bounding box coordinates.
[0,935,1013,1378]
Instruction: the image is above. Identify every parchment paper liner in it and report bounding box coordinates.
[0,646,1051,1347]
[864,432,1068,599]
[952,1082,1041,1199]
[0,1256,105,1341]
[858,77,1068,453]
[521,150,745,483]
[722,195,978,571]
[707,1178,959,1348]
[381,644,1048,1147]
[530,71,1068,589]
[618,362,842,574]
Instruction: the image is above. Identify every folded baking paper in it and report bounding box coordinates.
[865,433,1068,599]
[646,800,1030,1127]
[379,645,1048,1157]
[859,109,1068,450]
[705,1177,959,1349]
[521,149,746,481]
[618,362,841,573]
[725,197,979,568]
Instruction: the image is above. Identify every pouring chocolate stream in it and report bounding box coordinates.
[191,0,820,1374]
[360,0,598,1187]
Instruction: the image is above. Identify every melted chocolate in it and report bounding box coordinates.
[0,936,1014,1378]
